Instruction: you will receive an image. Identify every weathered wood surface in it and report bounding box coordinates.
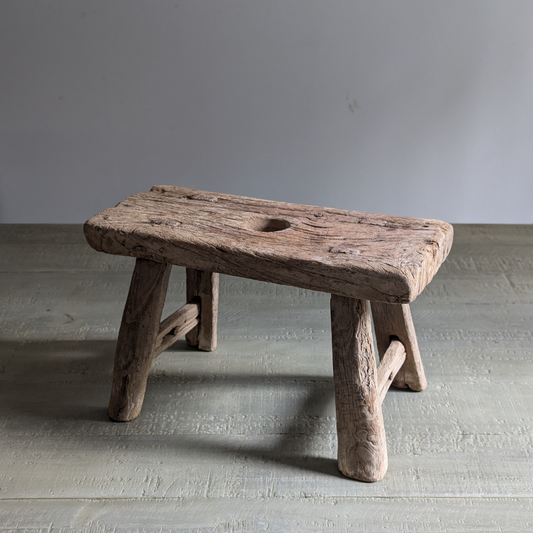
[1,497,532,532]
[108,258,172,422]
[157,301,200,341]
[186,268,219,351]
[371,301,427,391]
[376,339,407,404]
[330,295,387,482]
[153,301,200,358]
[84,186,453,303]
[1,224,532,530]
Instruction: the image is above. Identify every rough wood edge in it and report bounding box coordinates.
[330,295,388,482]
[376,339,407,404]
[371,302,427,391]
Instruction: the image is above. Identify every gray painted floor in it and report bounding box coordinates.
[0,224,532,532]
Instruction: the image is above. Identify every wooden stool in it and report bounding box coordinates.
[84,186,453,482]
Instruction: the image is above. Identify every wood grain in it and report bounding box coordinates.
[376,339,407,404]
[330,295,387,482]
[157,301,200,341]
[153,301,200,358]
[2,497,532,532]
[371,302,427,391]
[185,268,219,351]
[84,186,453,303]
[108,258,172,422]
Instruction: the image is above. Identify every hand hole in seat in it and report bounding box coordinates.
[246,217,291,232]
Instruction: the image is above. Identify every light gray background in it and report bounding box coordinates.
[1,0,532,223]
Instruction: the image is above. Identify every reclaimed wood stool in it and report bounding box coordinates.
[84,186,453,482]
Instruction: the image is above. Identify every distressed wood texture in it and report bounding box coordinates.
[376,339,407,404]
[153,301,200,358]
[2,497,533,532]
[108,258,172,422]
[83,187,451,480]
[84,186,453,303]
[185,268,219,351]
[330,295,387,482]
[371,302,427,391]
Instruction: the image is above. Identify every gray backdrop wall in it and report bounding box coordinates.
[1,0,532,223]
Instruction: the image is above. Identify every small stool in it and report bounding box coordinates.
[84,186,453,482]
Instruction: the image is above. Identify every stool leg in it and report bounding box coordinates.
[185,268,219,351]
[108,258,172,422]
[330,295,387,482]
[370,302,427,391]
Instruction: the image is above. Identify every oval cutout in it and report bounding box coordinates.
[246,217,291,233]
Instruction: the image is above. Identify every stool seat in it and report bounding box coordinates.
[85,185,453,303]
[84,186,453,482]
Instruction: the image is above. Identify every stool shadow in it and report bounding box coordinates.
[0,339,115,422]
[1,338,344,478]
[152,369,342,478]
[148,343,342,477]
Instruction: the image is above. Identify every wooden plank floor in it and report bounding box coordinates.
[0,224,532,532]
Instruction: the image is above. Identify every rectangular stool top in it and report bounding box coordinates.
[84,186,453,303]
